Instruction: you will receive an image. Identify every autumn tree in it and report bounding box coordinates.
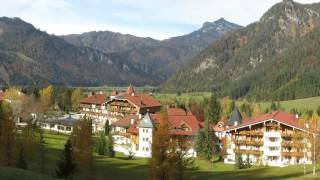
[188,99,205,122]
[71,115,93,178]
[252,104,262,118]
[71,88,83,112]
[149,109,171,180]
[149,109,191,180]
[40,85,54,112]
[0,102,16,166]
[56,139,76,179]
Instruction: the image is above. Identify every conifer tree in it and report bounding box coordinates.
[106,134,115,157]
[96,132,106,156]
[56,139,76,179]
[207,93,221,124]
[105,120,110,135]
[17,143,27,169]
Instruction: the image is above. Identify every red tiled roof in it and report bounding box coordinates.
[112,115,139,128]
[227,111,302,131]
[116,108,201,136]
[167,108,192,116]
[80,94,107,105]
[213,117,228,132]
[123,93,161,108]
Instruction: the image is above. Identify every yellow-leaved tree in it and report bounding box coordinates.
[71,88,83,112]
[40,85,54,112]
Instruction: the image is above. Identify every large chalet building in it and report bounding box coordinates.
[111,108,202,157]
[79,86,161,131]
[215,109,313,167]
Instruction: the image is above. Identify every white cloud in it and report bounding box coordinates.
[0,0,319,39]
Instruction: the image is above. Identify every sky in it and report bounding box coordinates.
[0,0,319,40]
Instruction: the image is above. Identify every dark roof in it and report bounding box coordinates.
[228,107,242,126]
[43,116,78,126]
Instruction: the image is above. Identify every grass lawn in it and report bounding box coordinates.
[2,131,320,180]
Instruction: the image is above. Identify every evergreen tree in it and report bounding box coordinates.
[96,132,106,156]
[56,139,76,179]
[17,143,27,169]
[105,120,110,136]
[207,93,221,124]
[202,115,214,160]
[106,134,115,157]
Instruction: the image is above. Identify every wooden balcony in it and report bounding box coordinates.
[113,131,130,138]
[281,132,303,138]
[234,139,263,146]
[236,130,264,136]
[281,141,304,148]
[281,151,304,157]
[234,149,263,155]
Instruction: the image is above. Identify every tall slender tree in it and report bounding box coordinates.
[207,93,221,124]
[56,139,76,179]
[0,102,16,166]
[105,120,110,135]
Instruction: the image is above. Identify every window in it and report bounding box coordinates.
[146,129,148,133]
[145,138,149,142]
[146,147,149,151]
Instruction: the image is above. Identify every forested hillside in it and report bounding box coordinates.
[162,0,320,101]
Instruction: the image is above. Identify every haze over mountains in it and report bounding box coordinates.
[0,17,240,87]
[163,0,320,100]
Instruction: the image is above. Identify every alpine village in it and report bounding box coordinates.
[1,0,320,179]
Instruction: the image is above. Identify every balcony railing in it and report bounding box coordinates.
[281,151,304,157]
[234,149,263,155]
[236,130,264,136]
[234,139,263,146]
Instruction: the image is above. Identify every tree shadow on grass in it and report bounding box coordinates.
[186,166,319,180]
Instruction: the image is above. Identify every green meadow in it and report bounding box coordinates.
[1,131,320,180]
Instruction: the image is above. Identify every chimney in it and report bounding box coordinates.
[296,114,299,119]
[131,118,135,125]
[234,121,238,126]
[139,114,142,119]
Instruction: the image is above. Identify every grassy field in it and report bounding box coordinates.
[2,131,320,180]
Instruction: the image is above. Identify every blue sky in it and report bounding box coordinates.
[1,0,319,39]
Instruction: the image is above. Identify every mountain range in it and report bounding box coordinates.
[0,16,241,87]
[163,0,320,100]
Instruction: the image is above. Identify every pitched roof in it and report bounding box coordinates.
[80,94,107,105]
[138,113,154,128]
[167,108,191,116]
[116,108,201,136]
[122,93,161,108]
[112,115,139,128]
[226,111,303,131]
[228,107,242,126]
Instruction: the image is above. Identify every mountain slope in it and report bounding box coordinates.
[162,0,320,100]
[62,18,242,78]
[0,17,160,87]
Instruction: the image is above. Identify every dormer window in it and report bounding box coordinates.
[180,123,191,131]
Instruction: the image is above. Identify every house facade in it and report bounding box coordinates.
[79,86,161,132]
[219,111,313,167]
[111,108,202,158]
